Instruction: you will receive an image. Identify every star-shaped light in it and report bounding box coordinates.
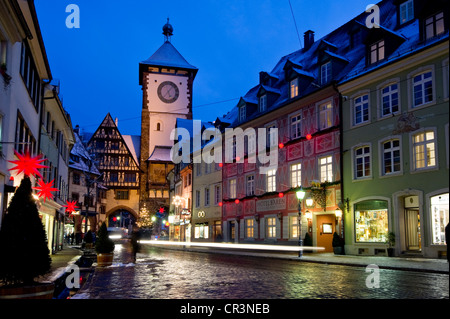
[63,200,79,217]
[33,179,59,202]
[8,150,48,178]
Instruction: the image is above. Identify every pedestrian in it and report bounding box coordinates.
[445,222,449,263]
[130,228,141,263]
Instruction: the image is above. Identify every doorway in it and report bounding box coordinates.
[405,209,421,251]
[316,214,335,253]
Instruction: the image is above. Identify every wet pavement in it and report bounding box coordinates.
[72,243,449,300]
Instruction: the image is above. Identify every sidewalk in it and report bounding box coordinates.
[38,246,83,284]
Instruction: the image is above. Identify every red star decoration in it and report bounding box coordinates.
[159,207,165,214]
[8,150,48,178]
[63,201,79,217]
[33,179,59,202]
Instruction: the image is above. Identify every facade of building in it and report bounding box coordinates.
[1,0,75,254]
[86,114,141,228]
[339,0,449,257]
[68,129,102,243]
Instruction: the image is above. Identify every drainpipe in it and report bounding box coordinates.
[332,82,345,244]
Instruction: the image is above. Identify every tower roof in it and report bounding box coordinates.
[141,41,198,72]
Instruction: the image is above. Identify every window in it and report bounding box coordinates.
[425,12,445,40]
[354,146,371,179]
[247,133,256,155]
[354,200,389,243]
[413,71,433,107]
[267,217,277,238]
[267,169,276,192]
[319,156,333,182]
[116,190,129,200]
[246,175,255,196]
[319,102,333,130]
[382,139,401,175]
[229,179,236,198]
[381,84,399,117]
[239,106,246,122]
[354,94,369,125]
[195,190,200,208]
[73,172,80,185]
[290,163,302,188]
[194,224,209,239]
[266,124,277,147]
[156,122,162,131]
[290,78,299,98]
[214,185,221,205]
[110,172,119,183]
[370,40,385,64]
[431,193,449,245]
[290,216,299,238]
[124,173,136,183]
[246,219,255,239]
[259,94,267,112]
[290,113,302,139]
[15,115,36,155]
[413,131,436,170]
[19,43,41,110]
[204,188,210,206]
[400,0,414,24]
[321,62,331,85]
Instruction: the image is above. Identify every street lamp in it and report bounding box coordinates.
[296,188,306,258]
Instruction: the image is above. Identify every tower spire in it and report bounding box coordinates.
[163,18,173,42]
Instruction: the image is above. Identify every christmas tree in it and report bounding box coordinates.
[136,203,153,229]
[0,177,52,286]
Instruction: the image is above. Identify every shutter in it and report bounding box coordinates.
[240,219,244,239]
[283,216,289,239]
[260,217,265,239]
[276,218,281,239]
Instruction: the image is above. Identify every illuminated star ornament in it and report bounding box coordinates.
[33,179,59,202]
[63,201,79,217]
[8,150,48,178]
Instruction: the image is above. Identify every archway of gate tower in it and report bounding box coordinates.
[106,207,138,230]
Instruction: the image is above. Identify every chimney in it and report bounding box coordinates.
[304,30,315,50]
[74,125,80,135]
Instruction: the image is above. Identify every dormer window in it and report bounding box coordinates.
[400,0,414,25]
[425,12,445,40]
[239,105,246,122]
[370,40,385,64]
[321,62,332,85]
[259,94,267,112]
[290,78,299,99]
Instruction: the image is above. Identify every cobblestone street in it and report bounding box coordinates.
[73,244,449,300]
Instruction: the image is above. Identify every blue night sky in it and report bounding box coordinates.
[35,0,370,136]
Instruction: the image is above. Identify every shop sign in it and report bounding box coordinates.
[256,197,286,212]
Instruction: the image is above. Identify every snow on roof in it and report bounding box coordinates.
[69,133,101,175]
[141,41,198,71]
[122,135,141,166]
[147,145,172,162]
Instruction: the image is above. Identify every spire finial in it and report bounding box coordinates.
[163,18,173,42]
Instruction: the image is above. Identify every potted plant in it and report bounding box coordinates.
[95,223,115,267]
[332,232,344,255]
[386,231,395,257]
[0,177,54,299]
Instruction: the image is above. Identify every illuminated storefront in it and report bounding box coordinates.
[431,193,449,245]
[354,200,389,243]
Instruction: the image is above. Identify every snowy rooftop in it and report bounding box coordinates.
[141,41,198,72]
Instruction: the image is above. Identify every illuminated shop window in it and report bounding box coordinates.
[431,193,449,245]
[246,219,255,239]
[354,200,389,243]
[267,217,277,238]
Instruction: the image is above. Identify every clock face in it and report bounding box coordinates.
[157,81,179,104]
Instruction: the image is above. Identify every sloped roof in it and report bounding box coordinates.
[69,133,101,175]
[141,41,198,71]
[123,135,141,166]
[147,145,172,162]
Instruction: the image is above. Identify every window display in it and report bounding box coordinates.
[354,200,388,243]
[431,193,449,245]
